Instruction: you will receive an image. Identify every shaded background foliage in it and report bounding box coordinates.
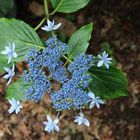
[0,0,140,140]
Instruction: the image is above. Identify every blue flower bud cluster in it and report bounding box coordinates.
[24,37,68,101]
[24,49,51,101]
[50,54,94,111]
[50,80,90,111]
[24,70,51,101]
[69,54,93,88]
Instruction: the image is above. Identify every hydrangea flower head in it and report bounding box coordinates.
[41,20,61,32]
[74,112,90,127]
[8,98,22,114]
[88,92,104,109]
[97,51,112,69]
[3,64,15,85]
[1,42,17,63]
[43,115,59,133]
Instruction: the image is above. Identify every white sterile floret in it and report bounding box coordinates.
[3,64,15,85]
[88,92,104,109]
[97,51,112,69]
[41,20,61,32]
[1,42,17,64]
[8,98,22,114]
[74,112,90,127]
[43,115,59,133]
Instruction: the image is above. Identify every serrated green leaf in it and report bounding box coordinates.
[89,67,128,99]
[6,78,25,100]
[67,23,93,59]
[50,0,90,13]
[0,18,43,72]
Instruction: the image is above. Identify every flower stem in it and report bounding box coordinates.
[44,0,49,18]
[87,87,91,92]
[49,0,64,16]
[63,55,72,66]
[34,17,46,31]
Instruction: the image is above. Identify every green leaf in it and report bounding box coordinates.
[50,0,90,13]
[0,18,43,72]
[67,23,93,59]
[6,78,25,100]
[89,67,128,99]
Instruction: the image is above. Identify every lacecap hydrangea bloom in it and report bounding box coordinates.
[21,35,110,132]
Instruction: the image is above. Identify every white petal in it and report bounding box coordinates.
[41,26,52,32]
[12,43,15,50]
[95,102,100,108]
[3,74,10,79]
[45,126,51,133]
[104,62,109,69]
[88,92,95,99]
[53,23,61,30]
[74,118,79,123]
[47,115,52,122]
[98,99,104,104]
[103,51,107,57]
[89,101,95,109]
[47,20,53,27]
[97,54,102,59]
[54,125,59,132]
[54,118,59,124]
[5,46,10,51]
[4,67,11,73]
[1,50,8,55]
[97,60,104,67]
[8,98,15,105]
[107,57,112,61]
[83,118,90,127]
[12,64,15,72]
[8,56,12,64]
[15,108,20,114]
[79,112,84,117]
[8,106,15,113]
[7,77,12,85]
[78,119,82,125]
[43,121,47,125]
[13,52,17,58]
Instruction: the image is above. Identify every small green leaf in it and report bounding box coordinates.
[67,23,93,59]
[50,0,90,13]
[0,18,43,72]
[6,78,25,100]
[89,66,128,99]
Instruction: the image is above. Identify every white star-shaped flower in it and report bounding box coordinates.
[3,64,15,85]
[8,98,22,114]
[88,92,104,109]
[41,20,61,32]
[1,42,17,64]
[97,51,112,69]
[43,115,59,133]
[74,112,90,127]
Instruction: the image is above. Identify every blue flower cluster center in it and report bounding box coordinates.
[24,37,94,110]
